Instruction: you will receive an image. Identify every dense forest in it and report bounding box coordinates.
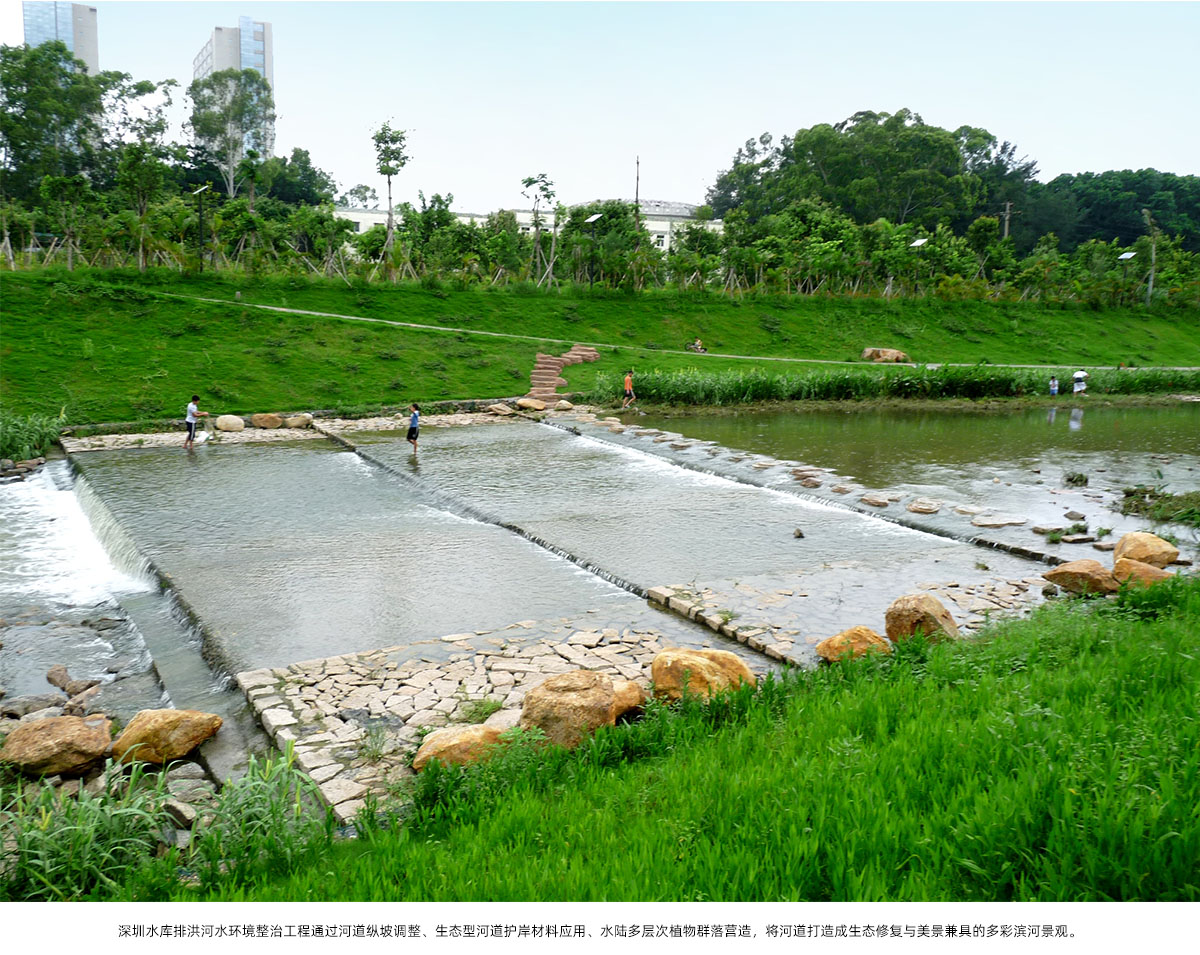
[2,42,1198,306]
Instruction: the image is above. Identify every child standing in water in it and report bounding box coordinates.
[184,394,209,450]
[407,403,420,453]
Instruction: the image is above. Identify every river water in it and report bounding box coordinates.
[3,404,1195,717]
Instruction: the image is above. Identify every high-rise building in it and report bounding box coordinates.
[22,1,99,74]
[192,16,275,155]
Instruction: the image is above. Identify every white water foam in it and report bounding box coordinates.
[0,463,155,606]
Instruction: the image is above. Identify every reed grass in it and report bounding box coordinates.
[0,411,64,460]
[0,761,172,901]
[172,576,1200,902]
[582,366,1200,407]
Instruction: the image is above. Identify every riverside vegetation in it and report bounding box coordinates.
[2,269,1199,426]
[2,576,1198,901]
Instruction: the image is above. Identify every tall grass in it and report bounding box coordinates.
[0,761,172,901]
[582,366,1200,406]
[177,576,1200,902]
[0,411,64,460]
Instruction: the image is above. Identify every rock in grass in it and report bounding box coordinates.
[413,725,505,772]
[651,648,756,702]
[1113,558,1174,588]
[0,715,112,776]
[1042,559,1119,595]
[885,594,960,643]
[112,709,222,764]
[611,680,646,721]
[815,626,892,663]
[1113,532,1180,569]
[519,670,615,749]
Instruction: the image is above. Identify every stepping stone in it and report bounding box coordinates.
[1061,534,1096,544]
[971,514,1028,528]
[907,498,942,514]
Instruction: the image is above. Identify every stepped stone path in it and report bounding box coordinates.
[526,345,601,401]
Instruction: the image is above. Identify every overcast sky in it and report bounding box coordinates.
[3,1,1198,214]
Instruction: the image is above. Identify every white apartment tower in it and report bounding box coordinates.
[22,1,99,74]
[192,16,275,155]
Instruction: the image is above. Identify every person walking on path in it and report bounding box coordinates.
[1049,375,1059,396]
[184,394,209,450]
[1072,368,1089,395]
[407,403,420,453]
[621,370,637,409]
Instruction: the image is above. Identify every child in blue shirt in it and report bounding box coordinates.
[407,404,420,453]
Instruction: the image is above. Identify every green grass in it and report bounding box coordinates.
[2,268,1198,423]
[156,575,1200,902]
[4,578,1197,901]
[1120,486,1200,529]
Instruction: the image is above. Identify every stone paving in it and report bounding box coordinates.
[647,572,1050,666]
[236,608,774,823]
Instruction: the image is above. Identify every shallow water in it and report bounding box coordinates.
[360,421,1043,598]
[72,440,632,673]
[628,403,1200,494]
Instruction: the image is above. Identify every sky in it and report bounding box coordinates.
[3,1,1198,215]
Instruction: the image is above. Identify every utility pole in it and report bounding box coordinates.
[634,156,641,250]
[1001,200,1013,239]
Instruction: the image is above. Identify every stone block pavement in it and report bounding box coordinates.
[237,606,775,824]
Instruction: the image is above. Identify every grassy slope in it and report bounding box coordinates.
[171,578,1200,903]
[2,269,1199,422]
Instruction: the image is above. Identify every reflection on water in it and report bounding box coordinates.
[629,404,1200,492]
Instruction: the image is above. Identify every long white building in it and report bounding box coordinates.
[335,199,721,251]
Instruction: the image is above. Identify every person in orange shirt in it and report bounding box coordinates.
[621,370,636,409]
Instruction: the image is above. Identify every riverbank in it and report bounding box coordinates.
[5,574,1196,902]
[3,268,1200,422]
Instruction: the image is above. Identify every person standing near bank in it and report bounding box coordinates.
[1072,368,1089,395]
[621,370,636,409]
[1049,375,1059,396]
[184,394,209,450]
[407,403,420,453]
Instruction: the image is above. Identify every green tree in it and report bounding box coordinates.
[0,42,105,203]
[187,68,275,199]
[262,148,337,206]
[372,121,409,263]
[39,173,94,270]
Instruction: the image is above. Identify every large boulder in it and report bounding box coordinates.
[215,414,245,432]
[815,626,893,664]
[651,648,756,702]
[112,709,222,764]
[412,725,505,772]
[519,670,615,749]
[516,398,547,411]
[487,403,516,416]
[1042,559,1120,595]
[885,594,960,643]
[1113,558,1174,588]
[862,347,910,363]
[250,413,284,429]
[1113,532,1180,569]
[283,413,314,429]
[0,715,112,776]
